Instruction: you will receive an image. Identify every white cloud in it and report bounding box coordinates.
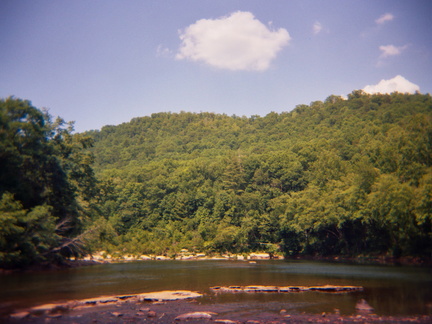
[379,44,407,58]
[363,75,420,94]
[376,13,394,25]
[176,11,291,71]
[313,21,323,35]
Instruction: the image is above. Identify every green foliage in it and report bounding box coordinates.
[0,193,57,267]
[3,92,432,265]
[87,92,432,258]
[0,98,99,268]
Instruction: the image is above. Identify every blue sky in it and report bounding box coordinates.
[1,0,431,132]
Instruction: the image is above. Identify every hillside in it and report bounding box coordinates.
[84,91,432,258]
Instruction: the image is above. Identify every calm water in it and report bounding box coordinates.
[0,260,431,316]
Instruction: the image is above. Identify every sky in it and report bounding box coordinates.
[1,0,431,132]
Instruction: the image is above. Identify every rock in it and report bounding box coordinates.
[309,285,364,292]
[30,303,68,314]
[138,290,202,301]
[175,311,216,321]
[210,285,363,294]
[249,253,270,260]
[244,285,279,293]
[215,320,240,324]
[356,299,374,313]
[111,312,123,317]
[115,295,135,301]
[123,254,136,261]
[147,310,157,317]
[10,311,30,320]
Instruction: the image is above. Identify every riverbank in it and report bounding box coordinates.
[75,250,432,266]
[4,295,432,323]
[1,250,430,274]
[76,250,283,263]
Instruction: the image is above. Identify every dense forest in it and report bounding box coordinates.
[1,91,431,268]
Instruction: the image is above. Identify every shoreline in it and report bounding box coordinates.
[74,251,432,267]
[1,253,430,275]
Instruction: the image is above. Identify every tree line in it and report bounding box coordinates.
[1,91,431,268]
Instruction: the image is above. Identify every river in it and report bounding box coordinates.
[1,260,431,317]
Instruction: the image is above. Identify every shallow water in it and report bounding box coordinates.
[0,260,431,316]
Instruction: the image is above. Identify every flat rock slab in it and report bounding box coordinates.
[210,285,363,293]
[138,290,203,301]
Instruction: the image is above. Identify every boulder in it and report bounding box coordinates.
[175,312,216,321]
[356,299,374,313]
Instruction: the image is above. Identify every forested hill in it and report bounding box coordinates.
[86,91,432,258]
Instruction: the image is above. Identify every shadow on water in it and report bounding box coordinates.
[0,260,431,316]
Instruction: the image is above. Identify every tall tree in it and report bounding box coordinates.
[0,97,97,268]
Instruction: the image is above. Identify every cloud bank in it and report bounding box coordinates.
[176,11,291,71]
[363,75,420,94]
[376,13,394,25]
